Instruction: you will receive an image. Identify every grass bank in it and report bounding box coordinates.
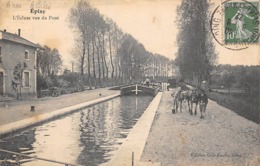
[208,92,259,124]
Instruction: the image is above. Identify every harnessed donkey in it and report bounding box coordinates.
[172,89,200,115]
[172,90,190,113]
[187,89,200,115]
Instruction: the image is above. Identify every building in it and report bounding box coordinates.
[0,29,39,99]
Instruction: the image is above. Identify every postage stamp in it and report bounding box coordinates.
[224,1,259,44]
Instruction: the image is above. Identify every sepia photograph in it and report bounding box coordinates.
[0,0,259,165]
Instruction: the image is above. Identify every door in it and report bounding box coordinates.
[0,72,3,95]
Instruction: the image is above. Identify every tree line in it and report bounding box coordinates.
[36,0,174,94]
[210,64,260,94]
[67,0,173,88]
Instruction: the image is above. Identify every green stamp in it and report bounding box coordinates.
[224,1,259,44]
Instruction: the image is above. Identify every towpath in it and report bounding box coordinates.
[0,88,119,126]
[140,89,260,166]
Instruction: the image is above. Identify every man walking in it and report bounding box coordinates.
[198,90,208,119]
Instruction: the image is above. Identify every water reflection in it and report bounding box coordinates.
[0,95,152,166]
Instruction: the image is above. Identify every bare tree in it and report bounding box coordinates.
[69,0,93,85]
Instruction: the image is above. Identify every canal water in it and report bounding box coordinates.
[0,95,153,166]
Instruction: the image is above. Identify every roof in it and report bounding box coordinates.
[0,30,39,48]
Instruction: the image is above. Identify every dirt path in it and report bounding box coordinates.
[141,89,260,166]
[0,88,119,125]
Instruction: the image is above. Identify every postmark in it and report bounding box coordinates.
[210,0,259,50]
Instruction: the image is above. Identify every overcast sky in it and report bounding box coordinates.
[0,0,259,69]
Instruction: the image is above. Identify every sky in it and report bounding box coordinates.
[0,0,259,69]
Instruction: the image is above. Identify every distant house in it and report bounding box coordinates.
[0,29,39,99]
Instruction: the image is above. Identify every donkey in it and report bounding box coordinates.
[172,90,187,113]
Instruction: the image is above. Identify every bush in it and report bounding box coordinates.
[37,75,48,90]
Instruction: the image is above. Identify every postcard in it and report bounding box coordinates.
[0,0,259,166]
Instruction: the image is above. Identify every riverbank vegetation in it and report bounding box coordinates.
[208,64,260,123]
[208,92,259,123]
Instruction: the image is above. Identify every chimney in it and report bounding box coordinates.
[18,29,21,36]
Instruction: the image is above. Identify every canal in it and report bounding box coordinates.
[0,95,153,166]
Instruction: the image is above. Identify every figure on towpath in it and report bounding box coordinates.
[198,89,208,119]
[172,90,184,113]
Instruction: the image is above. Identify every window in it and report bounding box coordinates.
[25,50,29,60]
[23,71,29,87]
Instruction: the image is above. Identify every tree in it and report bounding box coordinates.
[37,46,62,77]
[223,74,236,94]
[107,19,116,79]
[48,48,62,76]
[239,69,260,94]
[175,0,218,86]
[37,46,51,78]
[107,19,124,83]
[37,45,62,94]
[69,0,93,85]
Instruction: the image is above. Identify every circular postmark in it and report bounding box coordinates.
[210,0,259,51]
